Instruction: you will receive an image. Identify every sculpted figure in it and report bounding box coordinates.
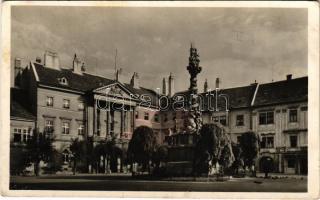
[184,44,203,134]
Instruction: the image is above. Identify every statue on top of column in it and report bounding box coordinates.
[187,43,202,94]
[185,44,203,134]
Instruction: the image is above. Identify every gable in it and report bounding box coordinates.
[93,82,135,100]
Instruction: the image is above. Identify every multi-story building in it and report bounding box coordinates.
[160,75,307,175]
[10,50,307,175]
[13,51,162,172]
[252,75,308,174]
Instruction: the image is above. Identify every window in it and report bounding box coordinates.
[27,128,32,140]
[62,122,70,134]
[144,112,149,120]
[13,128,21,143]
[59,77,68,85]
[63,154,69,163]
[45,120,54,133]
[287,159,295,168]
[289,109,298,122]
[236,115,244,126]
[290,135,298,148]
[62,150,70,164]
[78,124,84,135]
[46,96,53,107]
[78,102,84,111]
[63,99,70,109]
[213,115,227,126]
[301,106,308,111]
[154,114,159,122]
[219,116,227,126]
[261,136,274,148]
[259,111,274,125]
[13,128,32,143]
[135,111,139,119]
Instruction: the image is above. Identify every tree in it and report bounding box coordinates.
[92,142,105,173]
[194,123,234,176]
[104,139,117,173]
[42,150,63,174]
[86,136,94,173]
[127,126,158,174]
[25,129,55,176]
[239,131,260,176]
[153,145,168,167]
[70,138,87,175]
[10,146,31,175]
[218,142,235,174]
[230,143,244,176]
[152,145,168,176]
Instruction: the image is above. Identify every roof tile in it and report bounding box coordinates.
[254,77,307,106]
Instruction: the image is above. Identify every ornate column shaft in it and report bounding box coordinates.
[185,44,203,134]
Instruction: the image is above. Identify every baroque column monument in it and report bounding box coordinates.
[185,44,203,134]
[165,44,205,176]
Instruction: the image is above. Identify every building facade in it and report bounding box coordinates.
[11,51,308,175]
[160,75,307,175]
[251,76,308,174]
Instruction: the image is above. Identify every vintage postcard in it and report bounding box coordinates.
[0,1,319,199]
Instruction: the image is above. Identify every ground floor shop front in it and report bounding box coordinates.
[258,147,307,175]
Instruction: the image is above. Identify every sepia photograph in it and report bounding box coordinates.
[1,1,319,198]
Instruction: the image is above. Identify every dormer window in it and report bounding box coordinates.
[59,77,68,85]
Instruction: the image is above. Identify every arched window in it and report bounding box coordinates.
[62,149,71,164]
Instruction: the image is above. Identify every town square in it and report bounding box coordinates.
[5,3,314,194]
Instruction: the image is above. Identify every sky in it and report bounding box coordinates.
[11,6,307,92]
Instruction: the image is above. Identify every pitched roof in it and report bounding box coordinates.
[253,76,308,106]
[169,84,257,111]
[199,84,258,110]
[10,88,36,120]
[124,83,160,107]
[32,63,308,109]
[34,63,115,92]
[33,63,159,106]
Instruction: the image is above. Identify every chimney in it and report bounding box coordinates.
[162,78,167,95]
[35,57,42,64]
[204,79,208,93]
[215,77,220,89]
[14,58,22,87]
[251,80,258,86]
[286,74,292,81]
[81,62,86,72]
[115,68,123,82]
[72,54,83,75]
[168,72,174,97]
[130,72,140,89]
[44,50,60,70]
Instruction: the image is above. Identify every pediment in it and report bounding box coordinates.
[93,83,133,99]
